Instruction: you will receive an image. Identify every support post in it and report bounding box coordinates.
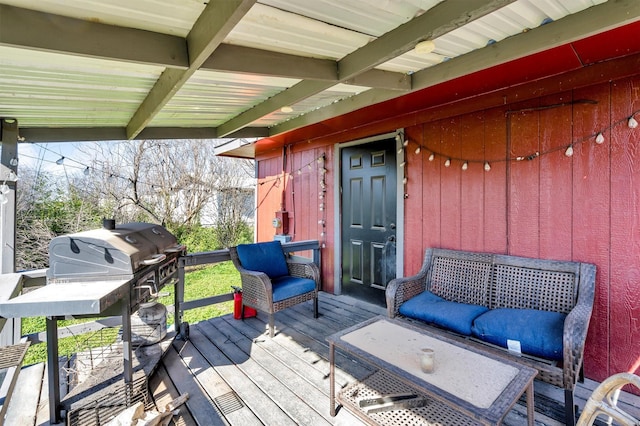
[0,118,19,275]
[0,118,20,347]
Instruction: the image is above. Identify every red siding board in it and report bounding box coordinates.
[483,108,508,254]
[257,157,285,242]
[507,104,542,257]
[440,118,463,249]
[460,113,486,251]
[609,77,640,380]
[423,121,443,252]
[571,84,613,381]
[538,93,573,261]
[404,125,424,276]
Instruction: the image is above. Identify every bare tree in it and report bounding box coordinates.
[80,140,254,238]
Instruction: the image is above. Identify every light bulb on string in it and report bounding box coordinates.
[415,146,421,154]
[56,156,65,165]
[629,116,638,129]
[399,161,406,168]
[428,153,435,161]
[595,133,605,144]
[403,139,409,147]
[461,162,468,171]
[395,133,402,144]
[84,167,90,176]
[397,147,404,155]
[403,177,408,185]
[484,162,491,172]
[444,159,451,167]
[565,145,574,157]
[0,184,9,194]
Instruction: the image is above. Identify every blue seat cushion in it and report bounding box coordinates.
[471,308,566,360]
[271,276,316,302]
[399,291,488,335]
[236,241,289,278]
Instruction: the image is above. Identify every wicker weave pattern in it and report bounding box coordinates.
[491,265,576,313]
[229,244,320,337]
[429,257,492,305]
[386,247,597,418]
[339,370,482,426]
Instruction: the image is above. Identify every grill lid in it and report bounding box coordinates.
[47,222,181,281]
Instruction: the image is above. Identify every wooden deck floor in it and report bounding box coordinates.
[5,292,640,425]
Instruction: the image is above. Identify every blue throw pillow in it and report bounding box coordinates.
[399,291,488,335]
[271,276,316,302]
[236,241,289,278]
[471,308,566,360]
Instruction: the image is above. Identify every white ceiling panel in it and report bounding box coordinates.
[0,0,636,144]
[0,0,203,36]
[0,45,162,127]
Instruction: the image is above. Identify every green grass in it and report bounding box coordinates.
[21,261,239,365]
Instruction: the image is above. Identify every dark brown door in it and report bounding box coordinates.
[341,139,397,301]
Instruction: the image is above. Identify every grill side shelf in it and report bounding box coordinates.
[0,280,130,317]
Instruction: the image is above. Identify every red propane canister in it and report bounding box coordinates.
[232,286,257,319]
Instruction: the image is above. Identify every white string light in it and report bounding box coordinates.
[411,109,639,172]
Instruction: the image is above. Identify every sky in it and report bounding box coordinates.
[17,141,107,180]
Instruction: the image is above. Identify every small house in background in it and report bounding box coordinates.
[218,22,640,386]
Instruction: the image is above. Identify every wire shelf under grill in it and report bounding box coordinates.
[67,374,151,426]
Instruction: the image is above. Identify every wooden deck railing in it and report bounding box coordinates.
[174,239,321,337]
[0,239,321,346]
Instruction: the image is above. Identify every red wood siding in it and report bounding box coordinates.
[254,70,640,384]
[401,77,640,382]
[256,146,335,292]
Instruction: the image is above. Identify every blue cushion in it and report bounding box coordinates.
[399,292,488,335]
[471,308,566,360]
[271,276,316,302]
[236,241,289,278]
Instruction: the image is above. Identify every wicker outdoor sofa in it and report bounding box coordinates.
[386,248,597,426]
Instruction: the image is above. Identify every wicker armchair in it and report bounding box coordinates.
[229,241,320,337]
[577,372,640,426]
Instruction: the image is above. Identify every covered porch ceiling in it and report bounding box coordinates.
[1,0,639,158]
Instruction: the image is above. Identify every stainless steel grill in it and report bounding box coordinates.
[46,221,185,314]
[0,221,186,424]
[48,221,182,282]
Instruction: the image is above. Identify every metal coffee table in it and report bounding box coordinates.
[328,316,537,426]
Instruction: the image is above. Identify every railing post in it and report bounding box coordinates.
[175,257,186,338]
[46,317,61,423]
